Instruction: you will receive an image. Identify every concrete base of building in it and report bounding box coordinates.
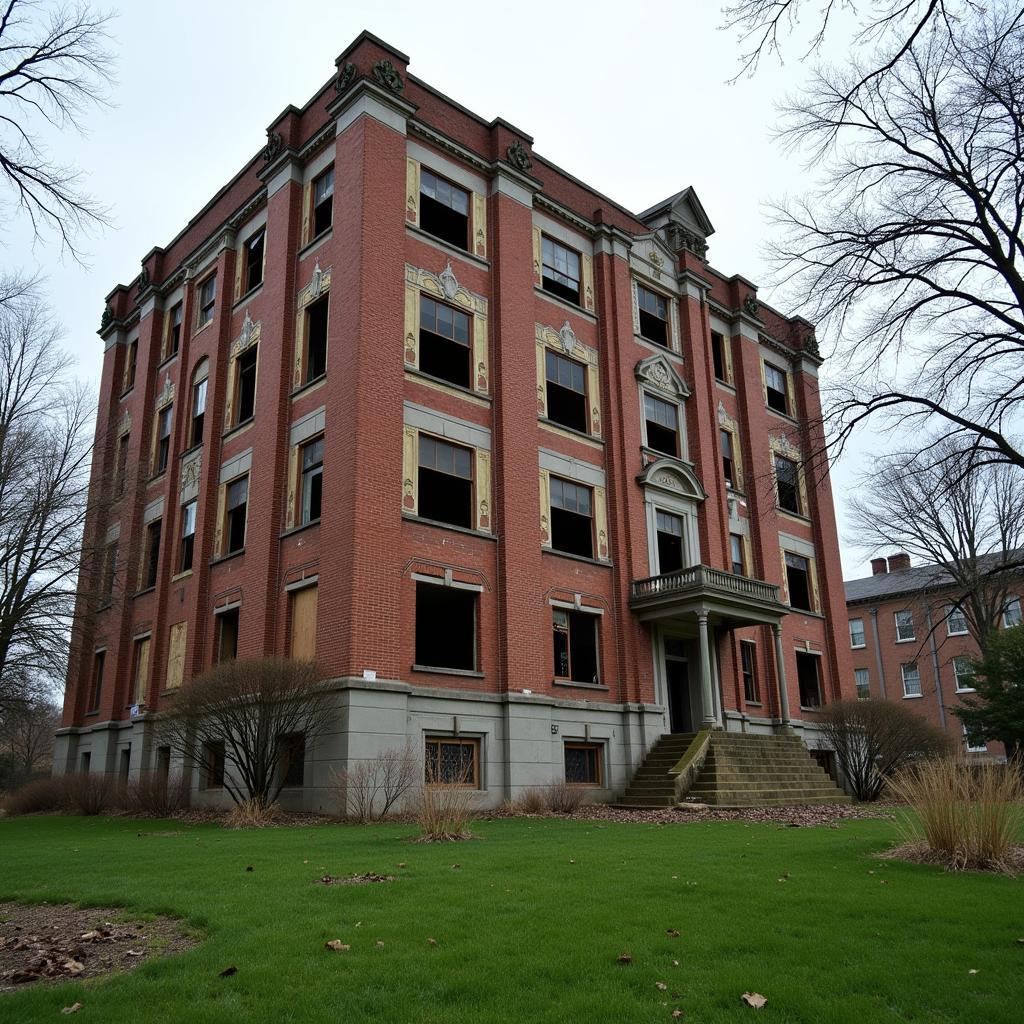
[53,677,836,812]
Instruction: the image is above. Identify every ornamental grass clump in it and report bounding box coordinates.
[887,757,1024,873]
[414,763,476,841]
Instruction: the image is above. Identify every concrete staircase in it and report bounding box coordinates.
[620,731,850,808]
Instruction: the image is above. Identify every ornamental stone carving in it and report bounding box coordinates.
[262,129,284,163]
[558,320,577,354]
[648,250,664,279]
[100,306,114,332]
[439,261,459,301]
[506,140,533,172]
[803,331,820,358]
[309,261,325,300]
[180,451,202,491]
[372,59,404,94]
[742,294,760,317]
[668,224,708,259]
[137,266,151,297]
[334,61,357,93]
[156,374,174,409]
[240,310,254,347]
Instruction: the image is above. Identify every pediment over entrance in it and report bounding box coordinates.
[638,458,706,502]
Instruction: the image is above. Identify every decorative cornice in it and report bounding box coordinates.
[407,120,492,175]
[533,193,596,238]
[229,189,268,231]
[667,223,708,260]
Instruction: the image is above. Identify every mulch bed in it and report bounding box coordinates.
[316,873,396,885]
[0,903,198,993]
[562,803,895,828]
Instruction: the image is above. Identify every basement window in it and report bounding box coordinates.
[655,510,685,574]
[419,295,471,388]
[541,236,581,305]
[203,740,226,789]
[796,652,822,708]
[279,732,306,788]
[425,736,479,787]
[415,582,477,672]
[216,607,239,662]
[549,476,593,558]
[312,167,334,238]
[637,284,669,346]
[564,742,602,785]
[764,362,789,415]
[552,608,599,684]
[774,454,801,514]
[417,435,473,528]
[305,296,329,382]
[243,228,265,293]
[785,552,813,611]
[545,349,588,433]
[144,519,161,589]
[235,346,258,423]
[225,476,248,554]
[644,393,679,457]
[420,168,469,250]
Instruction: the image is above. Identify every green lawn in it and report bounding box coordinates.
[0,814,1020,1023]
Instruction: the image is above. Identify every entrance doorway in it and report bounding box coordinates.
[664,637,693,734]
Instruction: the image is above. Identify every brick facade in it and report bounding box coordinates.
[55,32,851,808]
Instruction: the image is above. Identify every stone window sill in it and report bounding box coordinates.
[411,665,485,679]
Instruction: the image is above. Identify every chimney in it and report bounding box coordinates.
[888,553,911,572]
[871,558,888,576]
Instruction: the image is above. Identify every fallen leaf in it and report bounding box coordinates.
[452,864,461,870]
[569,859,576,864]
[63,960,84,976]
[656,981,668,991]
[777,877,787,883]
[968,969,978,975]
[742,992,767,1009]
[616,952,633,965]
[427,938,438,946]
[61,1004,83,1015]
[666,929,681,938]
[126,949,144,957]
[218,966,238,977]
[375,940,385,950]
[325,940,349,952]
[398,862,407,868]
[671,1011,683,1019]
[672,960,680,967]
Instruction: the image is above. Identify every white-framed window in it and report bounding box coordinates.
[946,604,968,636]
[953,656,975,692]
[894,609,916,642]
[854,667,870,700]
[901,662,922,697]
[849,618,866,649]
[963,725,987,753]
[1003,598,1022,628]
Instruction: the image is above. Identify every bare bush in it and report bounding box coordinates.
[224,798,288,830]
[63,771,118,815]
[818,699,954,801]
[413,762,476,841]
[512,787,548,815]
[1,774,66,814]
[331,741,418,822]
[543,781,586,814]
[123,771,190,817]
[887,758,1024,872]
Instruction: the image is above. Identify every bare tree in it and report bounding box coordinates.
[0,695,58,787]
[732,4,1024,471]
[0,0,114,254]
[155,659,336,809]
[0,275,95,716]
[330,740,419,821]
[850,442,1024,650]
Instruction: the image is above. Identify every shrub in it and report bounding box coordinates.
[513,787,548,814]
[1,776,68,815]
[817,698,954,800]
[63,772,120,815]
[123,771,191,816]
[544,781,585,814]
[331,741,418,822]
[224,798,288,829]
[887,757,1024,871]
[414,762,476,841]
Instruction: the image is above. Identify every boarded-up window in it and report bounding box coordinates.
[166,622,187,690]
[290,585,318,661]
[132,637,151,705]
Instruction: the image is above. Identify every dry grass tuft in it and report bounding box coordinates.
[544,781,586,814]
[887,757,1024,873]
[413,765,476,841]
[224,799,288,829]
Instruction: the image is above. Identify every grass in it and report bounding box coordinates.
[0,814,1021,1023]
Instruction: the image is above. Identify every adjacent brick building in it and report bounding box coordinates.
[845,554,1020,760]
[55,31,852,808]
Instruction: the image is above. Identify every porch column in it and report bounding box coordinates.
[697,612,717,727]
[772,624,791,727]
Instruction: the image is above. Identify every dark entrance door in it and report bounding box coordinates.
[666,658,692,734]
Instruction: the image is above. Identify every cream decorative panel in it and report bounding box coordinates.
[809,556,821,613]
[539,469,551,548]
[213,482,227,558]
[535,322,601,438]
[297,261,331,309]
[300,181,312,247]
[535,342,547,417]
[160,311,171,361]
[402,426,418,516]
[285,444,300,530]
[155,375,175,410]
[475,449,492,532]
[630,280,641,334]
[404,280,420,367]
[406,158,420,226]
[233,244,244,301]
[742,534,754,578]
[587,363,602,438]
[594,485,609,561]
[779,549,789,603]
[582,253,595,312]
[471,191,487,260]
[532,226,542,286]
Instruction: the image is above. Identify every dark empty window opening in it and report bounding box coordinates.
[721,429,735,486]
[312,168,334,238]
[80,752,91,774]
[730,533,745,576]
[144,519,161,589]
[420,168,469,250]
[785,552,812,611]
[235,346,258,423]
[415,582,477,671]
[656,510,684,574]
[217,607,239,662]
[644,393,679,457]
[301,437,323,524]
[156,405,172,474]
[549,476,593,558]
[765,363,789,414]
[120,745,131,781]
[305,296,329,382]
[115,433,130,497]
[419,295,470,388]
[775,454,801,514]
[545,349,587,433]
[417,435,473,529]
[198,276,216,327]
[564,742,602,785]
[711,331,727,381]
[125,340,138,391]
[169,303,182,356]
[741,641,759,703]
[541,236,581,305]
[243,229,265,293]
[637,284,669,346]
[553,608,599,684]
[180,500,196,572]
[204,740,226,788]
[191,377,207,447]
[89,651,105,713]
[796,652,822,708]
[280,732,306,788]
[226,476,248,554]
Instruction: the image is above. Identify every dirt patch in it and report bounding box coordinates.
[877,841,1024,875]
[316,873,396,885]
[0,903,198,993]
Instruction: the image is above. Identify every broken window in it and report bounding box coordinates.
[179,501,196,572]
[243,228,265,293]
[305,296,329,382]
[711,331,727,381]
[730,533,745,576]
[417,435,473,528]
[774,454,801,514]
[545,349,587,432]
[415,582,477,671]
[419,294,471,388]
[721,429,735,487]
[155,405,172,475]
[420,168,469,250]
[216,607,239,662]
[190,362,208,447]
[301,437,323,524]
[785,552,812,611]
[637,284,669,346]
[644,393,679,457]
[198,276,216,328]
[225,476,248,554]
[312,167,334,238]
[764,362,789,415]
[89,651,105,713]
[552,608,599,684]
[235,346,258,423]
[796,652,823,707]
[549,476,593,558]
[143,519,161,589]
[741,641,759,703]
[656,510,684,574]
[541,236,581,305]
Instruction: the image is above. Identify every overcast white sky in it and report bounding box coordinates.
[7,0,884,577]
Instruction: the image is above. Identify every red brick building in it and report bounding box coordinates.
[845,554,1020,760]
[55,32,852,808]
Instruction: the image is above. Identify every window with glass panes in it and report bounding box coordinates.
[774,454,801,514]
[243,229,265,293]
[953,656,975,691]
[168,303,182,355]
[155,406,172,474]
[946,604,968,635]
[419,168,470,250]
[895,609,915,641]
[179,500,196,572]
[901,662,922,696]
[549,477,593,558]
[225,476,248,554]
[564,742,602,785]
[644,393,679,457]
[419,295,470,388]
[849,617,866,648]
[425,737,478,786]
[637,284,669,346]
[198,276,216,327]
[125,340,137,391]
[656,511,685,574]
[312,167,333,237]
[190,374,207,447]
[741,641,759,703]
[730,533,745,576]
[963,725,987,752]
[764,362,789,414]
[417,435,473,528]
[854,667,870,699]
[545,349,587,432]
[300,437,323,524]
[541,236,581,304]
[1004,598,1022,628]
[552,608,599,683]
[721,429,735,486]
